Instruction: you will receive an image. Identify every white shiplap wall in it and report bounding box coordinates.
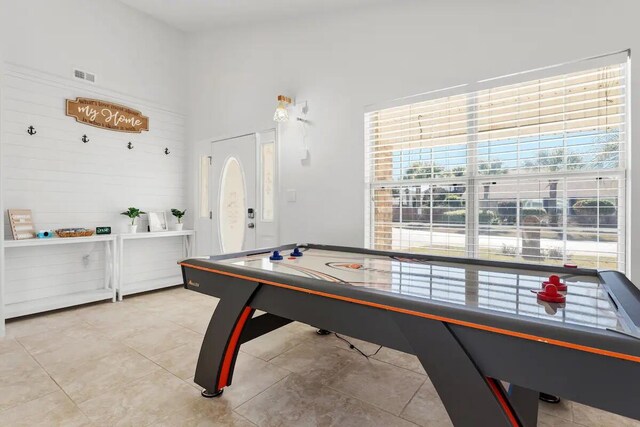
[1,64,187,311]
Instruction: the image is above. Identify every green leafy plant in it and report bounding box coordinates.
[479,210,499,225]
[572,199,616,216]
[520,207,548,219]
[171,208,186,224]
[121,207,145,225]
[442,209,499,225]
[444,194,464,208]
[442,209,466,223]
[497,201,517,223]
[501,244,518,256]
[544,247,564,260]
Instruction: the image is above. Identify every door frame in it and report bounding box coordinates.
[254,129,279,249]
[200,128,279,255]
[212,133,257,253]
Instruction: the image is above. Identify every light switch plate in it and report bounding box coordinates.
[286,189,297,202]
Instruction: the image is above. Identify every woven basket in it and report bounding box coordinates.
[55,228,95,238]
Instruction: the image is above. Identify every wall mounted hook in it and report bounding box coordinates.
[82,134,90,143]
[27,126,36,136]
[164,148,170,155]
[127,142,134,149]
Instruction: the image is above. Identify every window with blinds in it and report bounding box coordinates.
[365,53,628,272]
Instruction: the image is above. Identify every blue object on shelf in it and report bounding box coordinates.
[36,230,53,238]
[290,247,303,257]
[270,250,283,261]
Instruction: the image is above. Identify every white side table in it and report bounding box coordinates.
[117,230,195,300]
[2,235,117,318]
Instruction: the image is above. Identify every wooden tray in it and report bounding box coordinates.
[55,229,95,238]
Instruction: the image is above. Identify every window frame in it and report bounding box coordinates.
[365,50,630,273]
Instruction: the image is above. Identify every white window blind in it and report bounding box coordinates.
[365,53,628,272]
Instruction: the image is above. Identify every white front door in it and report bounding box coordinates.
[211,134,257,253]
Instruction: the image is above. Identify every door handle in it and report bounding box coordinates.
[247,223,255,229]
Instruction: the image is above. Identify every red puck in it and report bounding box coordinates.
[542,274,567,292]
[564,263,578,269]
[536,284,566,303]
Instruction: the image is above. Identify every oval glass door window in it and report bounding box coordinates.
[219,157,246,253]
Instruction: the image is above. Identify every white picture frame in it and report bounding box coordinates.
[148,211,168,232]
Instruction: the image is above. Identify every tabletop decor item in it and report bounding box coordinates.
[55,228,95,238]
[7,209,36,240]
[37,230,53,238]
[121,207,145,233]
[171,209,186,231]
[148,211,168,232]
[96,226,112,235]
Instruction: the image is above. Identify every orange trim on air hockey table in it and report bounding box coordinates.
[486,377,520,427]
[180,262,640,365]
[217,306,253,391]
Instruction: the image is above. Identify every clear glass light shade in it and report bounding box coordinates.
[273,102,289,122]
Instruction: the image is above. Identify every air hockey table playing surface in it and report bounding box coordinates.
[180,243,640,427]
[218,246,635,335]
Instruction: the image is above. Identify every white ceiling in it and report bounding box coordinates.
[119,0,393,32]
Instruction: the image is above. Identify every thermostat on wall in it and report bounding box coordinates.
[96,226,111,235]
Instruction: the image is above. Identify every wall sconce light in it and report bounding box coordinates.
[273,95,292,122]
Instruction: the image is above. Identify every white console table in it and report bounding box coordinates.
[117,230,195,300]
[2,235,117,318]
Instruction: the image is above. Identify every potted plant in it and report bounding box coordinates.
[121,207,145,233]
[171,208,186,231]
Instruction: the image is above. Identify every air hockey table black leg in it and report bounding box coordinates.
[393,312,523,427]
[508,385,539,427]
[539,392,561,404]
[193,277,260,398]
[201,389,224,398]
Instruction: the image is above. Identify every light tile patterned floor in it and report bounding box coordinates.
[0,286,638,426]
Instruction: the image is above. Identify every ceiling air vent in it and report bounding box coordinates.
[73,68,96,84]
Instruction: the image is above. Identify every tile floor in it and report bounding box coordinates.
[0,286,638,426]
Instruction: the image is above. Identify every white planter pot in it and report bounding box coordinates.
[129,224,138,234]
[174,223,184,231]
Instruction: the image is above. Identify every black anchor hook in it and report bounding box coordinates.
[127,142,134,150]
[82,134,90,143]
[164,148,170,155]
[27,126,36,135]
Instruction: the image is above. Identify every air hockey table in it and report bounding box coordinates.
[180,244,640,427]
